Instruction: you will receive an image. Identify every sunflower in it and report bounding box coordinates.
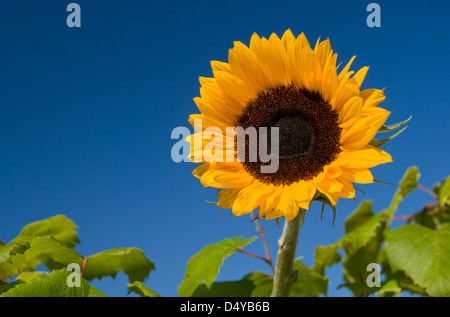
[188,30,392,221]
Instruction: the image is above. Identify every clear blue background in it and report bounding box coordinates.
[1,0,448,297]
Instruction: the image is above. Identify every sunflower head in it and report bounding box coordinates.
[188,30,394,221]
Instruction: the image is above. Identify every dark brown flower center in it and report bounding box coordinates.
[236,85,341,186]
[267,114,314,158]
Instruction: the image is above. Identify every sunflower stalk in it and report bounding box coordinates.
[271,209,306,297]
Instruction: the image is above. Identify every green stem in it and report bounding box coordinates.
[271,209,305,297]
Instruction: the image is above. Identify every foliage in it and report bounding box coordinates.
[177,236,256,297]
[169,165,449,297]
[1,165,449,297]
[317,166,450,297]
[0,215,154,297]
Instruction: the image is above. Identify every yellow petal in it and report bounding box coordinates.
[249,33,262,54]
[334,176,356,199]
[320,53,338,102]
[258,185,283,219]
[232,182,273,216]
[337,56,356,82]
[192,163,210,179]
[188,114,228,131]
[360,89,386,111]
[281,29,296,49]
[314,38,333,69]
[277,187,299,221]
[296,33,311,50]
[254,35,287,87]
[353,66,369,87]
[290,180,316,203]
[211,60,231,73]
[228,42,270,94]
[340,108,390,150]
[315,176,344,193]
[200,164,253,189]
[314,177,340,206]
[217,189,241,209]
[332,145,392,169]
[199,76,215,86]
[213,71,255,106]
[341,167,374,184]
[297,47,321,91]
[333,78,360,112]
[338,96,363,124]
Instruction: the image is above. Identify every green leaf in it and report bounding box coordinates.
[0,254,35,281]
[289,261,328,297]
[0,241,30,263]
[413,206,444,230]
[10,215,80,248]
[82,248,154,283]
[439,176,450,209]
[0,216,79,281]
[369,127,407,148]
[344,201,375,233]
[192,279,255,297]
[243,262,329,298]
[177,236,256,297]
[242,261,329,297]
[25,237,83,270]
[338,282,377,296]
[377,115,412,133]
[312,244,341,275]
[0,237,82,281]
[15,272,47,283]
[0,280,25,294]
[244,272,273,297]
[377,249,428,297]
[341,241,383,296]
[385,223,450,297]
[383,166,420,219]
[87,286,109,297]
[398,278,429,296]
[338,214,385,254]
[1,269,90,297]
[128,281,160,297]
[341,217,386,296]
[378,280,402,297]
[318,201,387,296]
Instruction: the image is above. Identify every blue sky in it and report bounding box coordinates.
[0,0,449,297]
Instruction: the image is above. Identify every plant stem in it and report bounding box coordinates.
[236,248,272,266]
[417,184,438,198]
[271,209,305,297]
[250,211,274,273]
[80,257,88,277]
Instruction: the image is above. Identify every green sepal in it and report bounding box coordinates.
[370,127,407,147]
[377,115,412,133]
[313,191,337,227]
